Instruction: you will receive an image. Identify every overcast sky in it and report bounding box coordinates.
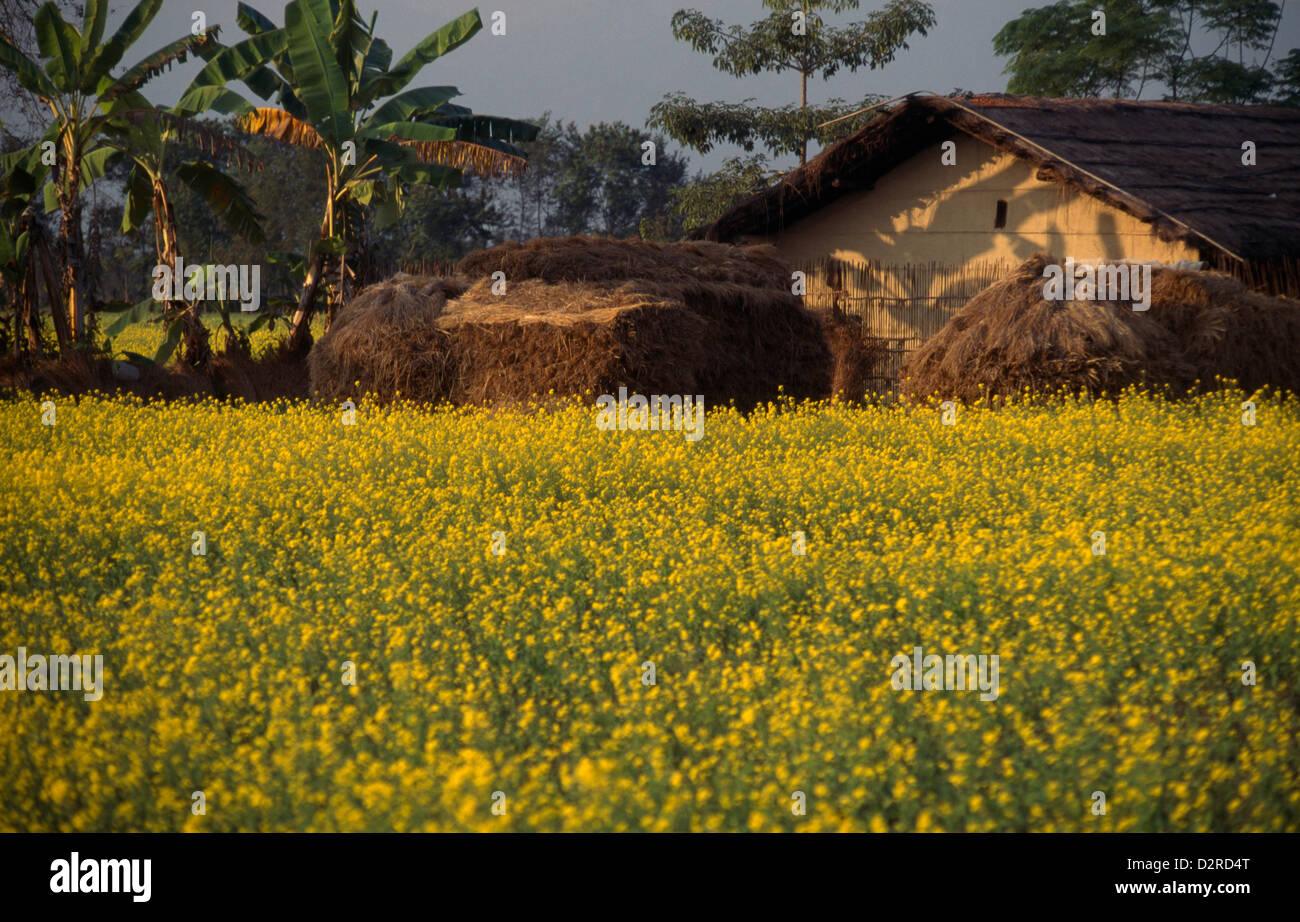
[11,0,1300,174]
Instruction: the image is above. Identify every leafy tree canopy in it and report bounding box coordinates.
[993,0,1296,104]
[649,1,935,165]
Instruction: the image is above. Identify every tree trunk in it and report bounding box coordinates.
[11,275,26,356]
[18,271,41,354]
[286,250,325,355]
[58,192,86,347]
[16,206,45,355]
[154,179,210,367]
[287,177,337,356]
[799,1,809,168]
[327,248,347,332]
[32,220,70,354]
[800,68,808,167]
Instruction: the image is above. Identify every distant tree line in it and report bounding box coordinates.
[994,0,1300,103]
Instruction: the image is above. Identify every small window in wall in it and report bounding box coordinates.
[994,199,1008,229]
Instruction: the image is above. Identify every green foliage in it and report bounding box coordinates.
[667,0,935,80]
[992,1,1164,97]
[649,1,935,164]
[1181,56,1274,103]
[0,147,45,301]
[180,0,539,344]
[153,314,183,364]
[992,0,1293,103]
[550,123,687,238]
[1274,49,1300,105]
[0,0,235,348]
[648,92,884,159]
[368,117,692,258]
[101,296,152,337]
[643,155,775,241]
[183,1,538,225]
[169,130,325,291]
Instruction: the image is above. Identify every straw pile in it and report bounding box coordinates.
[310,237,835,407]
[901,254,1300,401]
[307,273,468,402]
[812,311,891,402]
[1145,270,1300,395]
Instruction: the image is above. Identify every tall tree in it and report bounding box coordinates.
[0,0,219,349]
[0,145,62,355]
[181,0,537,353]
[500,115,569,241]
[1274,48,1300,105]
[648,0,935,167]
[993,0,1292,103]
[550,122,688,238]
[109,102,265,365]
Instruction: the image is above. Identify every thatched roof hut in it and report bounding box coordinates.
[693,93,1300,265]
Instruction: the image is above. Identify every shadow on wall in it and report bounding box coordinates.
[802,158,1152,340]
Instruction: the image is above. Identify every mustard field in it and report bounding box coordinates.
[2,391,1298,831]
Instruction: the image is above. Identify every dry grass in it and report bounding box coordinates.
[812,311,891,402]
[457,235,793,290]
[306,274,467,403]
[901,253,1300,402]
[0,339,308,403]
[1147,270,1300,395]
[310,237,833,408]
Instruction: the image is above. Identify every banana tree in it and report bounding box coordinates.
[0,0,224,350]
[0,212,40,355]
[106,99,266,366]
[0,157,63,355]
[180,0,538,353]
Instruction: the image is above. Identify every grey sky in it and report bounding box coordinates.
[20,0,1300,174]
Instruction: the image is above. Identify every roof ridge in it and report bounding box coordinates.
[692,93,1300,260]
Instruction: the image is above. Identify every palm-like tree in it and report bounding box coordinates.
[107,96,266,365]
[181,0,538,353]
[0,0,223,349]
[0,155,63,354]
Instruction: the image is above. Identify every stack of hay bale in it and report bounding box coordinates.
[901,253,1300,402]
[310,236,881,407]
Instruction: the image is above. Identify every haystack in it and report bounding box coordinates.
[1145,269,1300,395]
[310,237,834,407]
[902,254,1300,401]
[431,278,714,405]
[812,311,891,402]
[900,254,1187,401]
[457,235,793,289]
[307,273,468,402]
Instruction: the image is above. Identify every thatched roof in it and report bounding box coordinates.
[692,93,1300,262]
